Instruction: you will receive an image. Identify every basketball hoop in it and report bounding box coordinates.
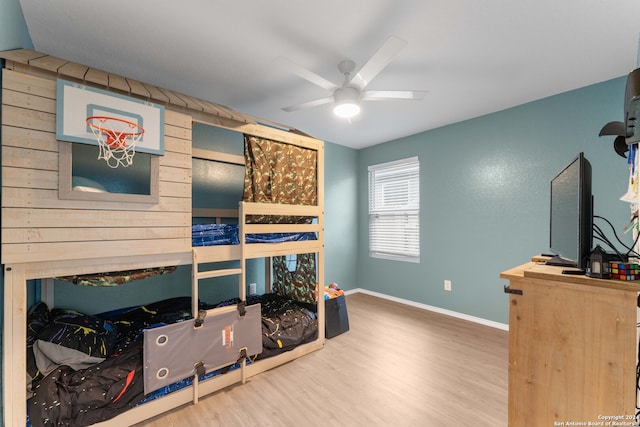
[86,116,145,168]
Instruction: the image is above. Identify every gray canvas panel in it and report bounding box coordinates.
[143,303,262,394]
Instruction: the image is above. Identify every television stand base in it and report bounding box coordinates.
[561,269,586,275]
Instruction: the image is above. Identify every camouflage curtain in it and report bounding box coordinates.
[242,135,317,304]
[271,255,317,304]
[242,135,317,206]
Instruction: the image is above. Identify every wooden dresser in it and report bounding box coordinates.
[501,262,638,426]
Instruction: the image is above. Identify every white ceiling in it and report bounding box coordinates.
[18,0,640,149]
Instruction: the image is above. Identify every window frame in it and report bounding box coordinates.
[368,156,420,263]
[58,141,160,204]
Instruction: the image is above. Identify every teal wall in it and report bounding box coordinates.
[324,142,359,289]
[356,77,630,324]
[0,0,31,51]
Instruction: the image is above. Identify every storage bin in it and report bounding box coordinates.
[325,294,349,338]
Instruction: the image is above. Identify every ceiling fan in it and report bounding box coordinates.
[281,36,426,119]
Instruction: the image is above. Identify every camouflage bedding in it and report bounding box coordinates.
[57,266,177,287]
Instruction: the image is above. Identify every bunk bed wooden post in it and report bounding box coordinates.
[264,258,272,293]
[238,201,248,385]
[191,249,200,404]
[317,141,325,340]
[239,201,247,302]
[40,278,55,308]
[3,264,28,427]
[191,249,200,329]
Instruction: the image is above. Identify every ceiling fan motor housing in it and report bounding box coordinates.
[334,86,360,103]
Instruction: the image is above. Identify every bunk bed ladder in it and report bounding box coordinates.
[190,203,249,404]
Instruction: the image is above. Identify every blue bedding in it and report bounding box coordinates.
[192,223,315,247]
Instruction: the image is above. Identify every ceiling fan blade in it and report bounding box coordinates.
[282,96,334,112]
[349,36,408,90]
[277,57,338,92]
[362,90,427,101]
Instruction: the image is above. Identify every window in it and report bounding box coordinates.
[58,141,159,204]
[368,157,419,263]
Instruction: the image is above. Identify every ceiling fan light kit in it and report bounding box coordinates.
[333,86,361,118]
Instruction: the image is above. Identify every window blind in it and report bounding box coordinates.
[368,157,419,263]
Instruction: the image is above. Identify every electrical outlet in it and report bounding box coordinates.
[444,280,452,291]
[249,282,257,295]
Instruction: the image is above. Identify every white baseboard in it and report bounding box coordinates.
[345,288,509,331]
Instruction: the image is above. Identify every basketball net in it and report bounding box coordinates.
[86,116,145,168]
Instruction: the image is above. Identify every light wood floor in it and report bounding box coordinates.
[134,293,508,427]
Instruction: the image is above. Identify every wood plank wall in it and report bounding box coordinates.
[1,69,193,265]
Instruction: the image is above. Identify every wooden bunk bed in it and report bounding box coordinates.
[0,49,325,427]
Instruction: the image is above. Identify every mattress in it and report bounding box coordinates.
[27,294,318,427]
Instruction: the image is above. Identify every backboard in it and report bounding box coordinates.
[56,79,164,155]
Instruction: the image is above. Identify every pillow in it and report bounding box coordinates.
[33,341,107,375]
[33,309,118,376]
[72,176,107,192]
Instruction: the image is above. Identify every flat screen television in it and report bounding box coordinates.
[546,152,593,271]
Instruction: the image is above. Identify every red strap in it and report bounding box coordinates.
[112,370,136,403]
